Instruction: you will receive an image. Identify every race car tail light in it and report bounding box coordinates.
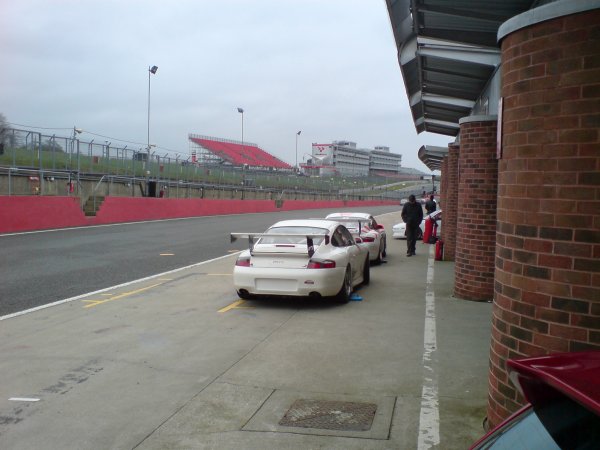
[361,236,375,242]
[307,259,336,269]
[235,256,251,267]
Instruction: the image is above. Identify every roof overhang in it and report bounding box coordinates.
[386,0,536,170]
[418,145,448,171]
[386,0,534,136]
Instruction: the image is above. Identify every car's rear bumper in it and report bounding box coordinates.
[392,230,406,239]
[233,266,345,297]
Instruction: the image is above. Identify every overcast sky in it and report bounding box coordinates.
[0,0,449,172]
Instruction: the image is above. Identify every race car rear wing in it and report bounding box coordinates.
[311,218,368,235]
[230,233,329,257]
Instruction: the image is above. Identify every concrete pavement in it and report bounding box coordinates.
[0,211,492,449]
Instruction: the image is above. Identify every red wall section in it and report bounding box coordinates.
[0,196,398,233]
[0,196,88,233]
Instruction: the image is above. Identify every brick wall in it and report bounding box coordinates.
[488,9,600,427]
[440,156,449,245]
[455,119,499,301]
[444,144,460,261]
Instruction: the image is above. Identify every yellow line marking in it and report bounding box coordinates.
[218,299,251,313]
[227,249,240,253]
[157,278,173,281]
[160,253,175,256]
[101,293,114,297]
[83,283,163,309]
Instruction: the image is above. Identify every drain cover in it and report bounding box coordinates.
[279,399,377,431]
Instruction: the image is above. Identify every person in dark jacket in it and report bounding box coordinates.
[425,194,436,215]
[401,194,424,256]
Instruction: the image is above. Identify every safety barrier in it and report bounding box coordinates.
[0,196,397,233]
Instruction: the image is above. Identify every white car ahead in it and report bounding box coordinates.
[324,212,387,264]
[231,219,370,303]
[392,210,442,240]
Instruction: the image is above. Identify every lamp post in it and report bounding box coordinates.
[237,107,244,152]
[147,65,158,160]
[72,127,82,194]
[73,126,82,171]
[295,130,301,171]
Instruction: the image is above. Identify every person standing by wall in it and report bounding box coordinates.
[425,194,436,215]
[401,194,424,257]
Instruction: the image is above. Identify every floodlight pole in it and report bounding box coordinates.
[73,127,82,192]
[237,107,244,153]
[147,65,158,159]
[295,130,301,171]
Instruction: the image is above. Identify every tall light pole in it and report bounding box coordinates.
[73,126,82,193]
[237,107,244,152]
[295,130,301,171]
[147,65,158,160]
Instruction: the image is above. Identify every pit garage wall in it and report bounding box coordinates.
[454,117,499,301]
[0,196,398,234]
[488,4,600,428]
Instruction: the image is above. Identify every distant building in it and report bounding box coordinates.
[303,141,402,177]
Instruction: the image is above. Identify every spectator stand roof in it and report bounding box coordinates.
[189,134,292,170]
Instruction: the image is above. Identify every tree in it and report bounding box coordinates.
[0,113,17,151]
[42,139,64,152]
[0,113,8,153]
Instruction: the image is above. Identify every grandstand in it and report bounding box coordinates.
[189,134,292,171]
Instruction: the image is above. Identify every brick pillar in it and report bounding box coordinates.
[488,5,600,428]
[444,144,459,261]
[440,156,449,244]
[454,117,498,301]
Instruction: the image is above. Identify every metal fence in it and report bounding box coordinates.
[0,127,414,199]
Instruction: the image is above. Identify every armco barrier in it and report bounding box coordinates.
[0,196,398,233]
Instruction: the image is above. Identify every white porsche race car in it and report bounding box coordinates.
[325,212,387,264]
[392,210,442,240]
[231,219,370,303]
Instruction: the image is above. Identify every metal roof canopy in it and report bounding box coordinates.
[418,145,448,171]
[386,0,536,168]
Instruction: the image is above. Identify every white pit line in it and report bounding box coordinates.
[417,244,440,449]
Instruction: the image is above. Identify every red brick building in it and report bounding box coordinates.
[387,0,599,428]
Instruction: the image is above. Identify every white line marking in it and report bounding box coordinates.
[0,208,401,237]
[9,397,40,402]
[0,252,240,321]
[0,213,258,237]
[417,245,440,449]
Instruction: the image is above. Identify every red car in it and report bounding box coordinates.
[470,351,600,449]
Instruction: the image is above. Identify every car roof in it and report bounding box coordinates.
[269,219,339,232]
[507,351,600,414]
[326,212,371,219]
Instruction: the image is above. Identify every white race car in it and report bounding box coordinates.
[392,210,442,240]
[231,219,370,303]
[325,212,387,264]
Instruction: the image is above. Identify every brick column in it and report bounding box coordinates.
[454,117,498,301]
[440,156,449,244]
[488,5,600,427]
[444,144,459,261]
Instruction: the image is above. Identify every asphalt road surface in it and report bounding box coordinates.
[0,206,400,317]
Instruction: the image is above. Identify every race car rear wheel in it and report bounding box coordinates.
[362,257,370,285]
[335,267,353,303]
